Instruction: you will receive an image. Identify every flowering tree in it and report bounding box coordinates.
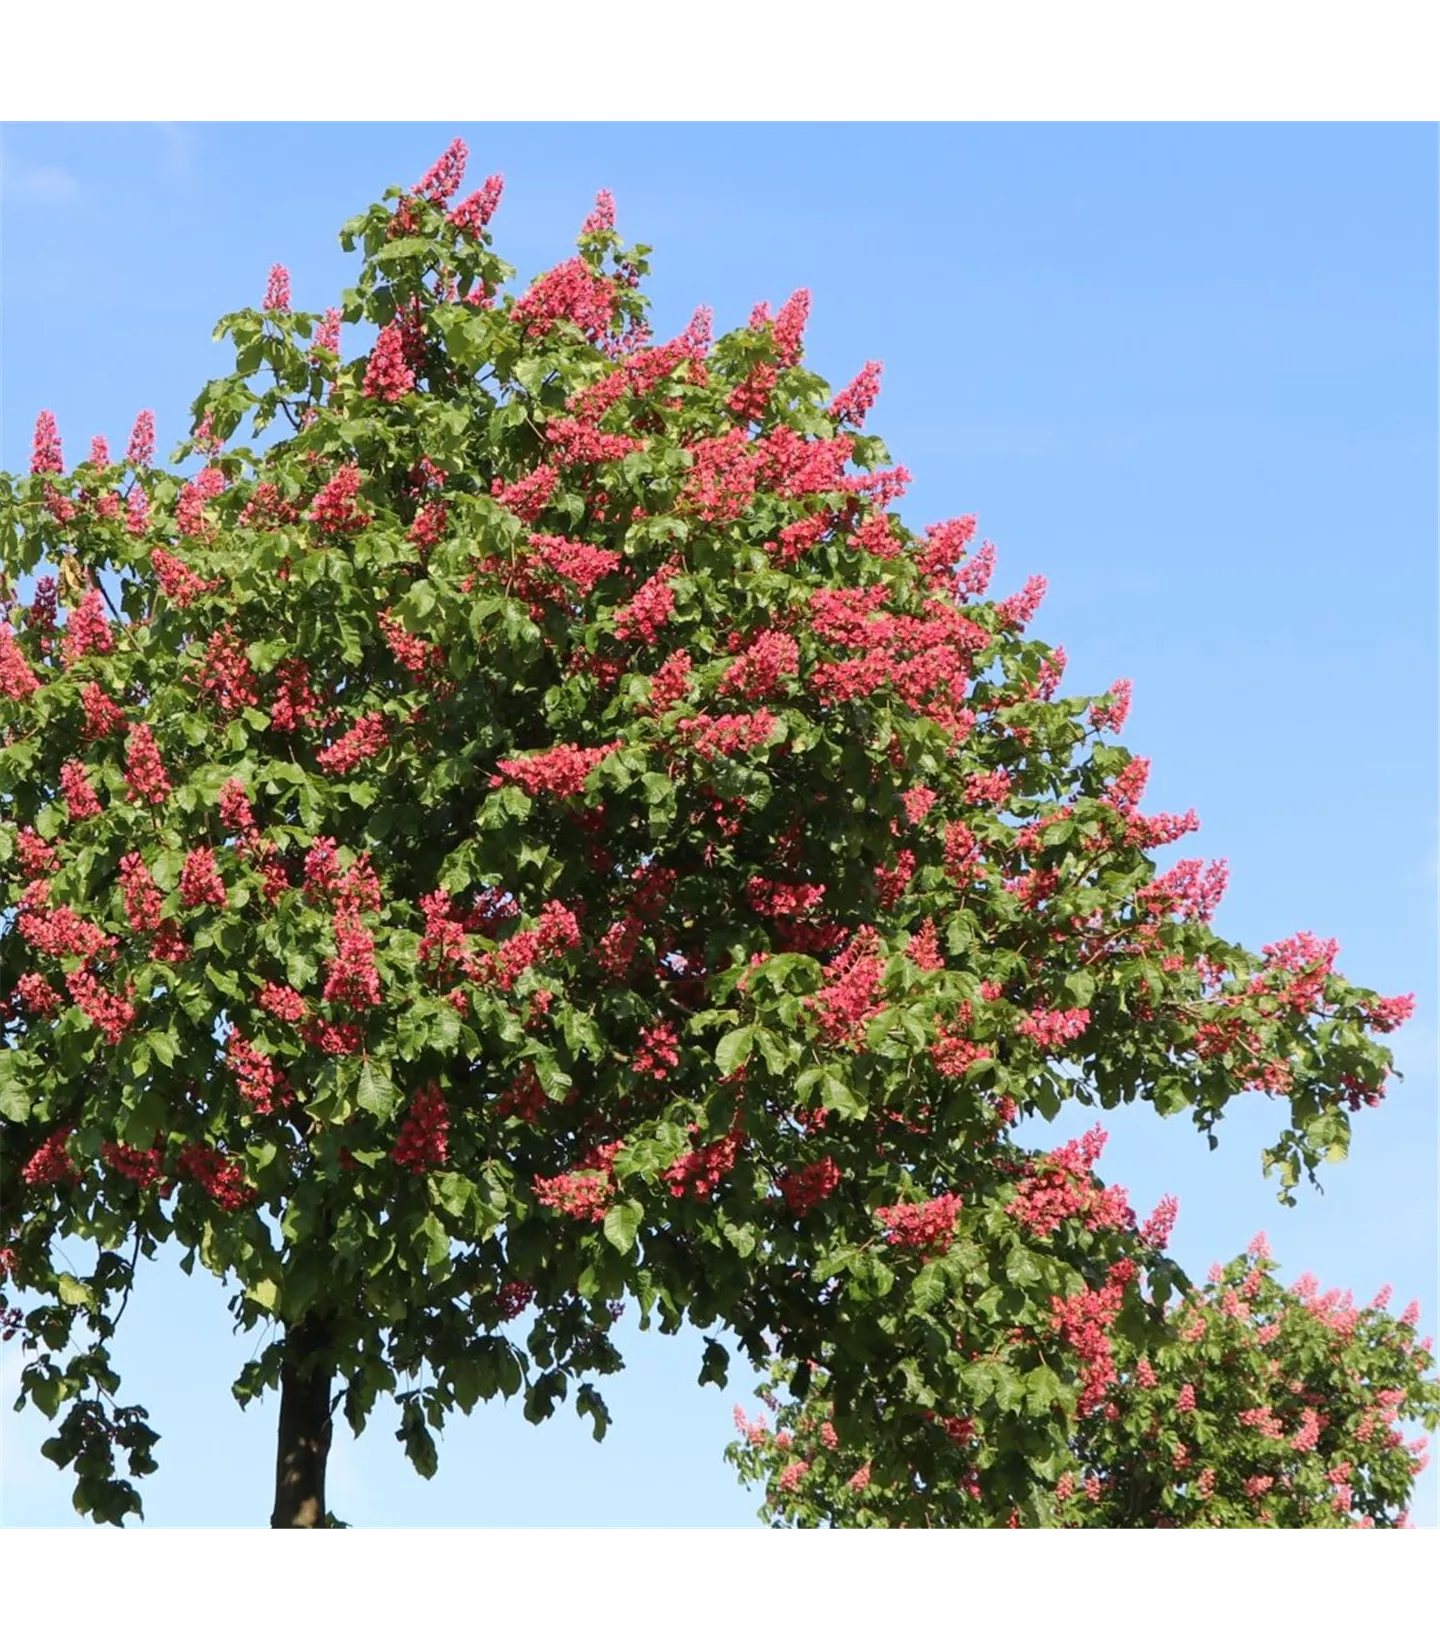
[729,1232,1436,1527]
[1,140,1432,1528]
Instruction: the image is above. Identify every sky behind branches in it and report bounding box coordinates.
[1,121,1435,1529]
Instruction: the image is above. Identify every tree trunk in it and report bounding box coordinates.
[270,1316,333,1528]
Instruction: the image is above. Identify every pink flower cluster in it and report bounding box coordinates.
[1048,1260,1134,1413]
[1363,993,1415,1033]
[874,1192,963,1256]
[79,683,124,741]
[769,289,811,367]
[543,417,642,467]
[493,741,617,799]
[1,624,41,700]
[179,847,226,908]
[1015,1006,1091,1049]
[747,878,825,919]
[759,426,855,499]
[393,1082,450,1174]
[612,565,677,646]
[665,1125,743,1200]
[676,710,778,762]
[312,308,342,358]
[12,969,61,1017]
[1238,1405,1286,1439]
[476,901,581,991]
[224,1030,293,1114]
[631,1020,681,1078]
[995,573,1047,630]
[527,533,622,598]
[16,828,58,878]
[17,880,114,964]
[269,659,326,733]
[23,1128,77,1186]
[316,711,389,776]
[449,175,505,235]
[1089,678,1133,733]
[906,918,944,972]
[192,626,258,723]
[828,360,883,427]
[117,851,183,957]
[176,1142,251,1210]
[929,1019,990,1077]
[124,724,172,805]
[1138,1193,1179,1249]
[512,258,618,344]
[415,137,468,204]
[322,911,382,1010]
[308,463,372,537]
[263,264,291,311]
[59,588,114,667]
[363,325,415,401]
[102,1141,166,1190]
[151,548,219,609]
[534,1141,622,1222]
[31,410,63,474]
[125,410,156,468]
[778,1156,842,1216]
[67,969,136,1043]
[681,428,764,522]
[963,769,1012,809]
[1008,1127,1133,1239]
[1137,858,1230,926]
[812,927,885,1047]
[380,611,444,678]
[175,465,227,538]
[60,758,102,819]
[491,465,558,524]
[720,630,799,700]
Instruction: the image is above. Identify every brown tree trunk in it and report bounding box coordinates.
[270,1316,333,1528]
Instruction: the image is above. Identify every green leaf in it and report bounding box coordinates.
[698,1338,730,1390]
[993,1364,1026,1414]
[57,1274,94,1309]
[245,1277,280,1313]
[0,1054,31,1123]
[715,1025,754,1077]
[1063,971,1095,1008]
[911,1263,947,1312]
[418,1214,451,1274]
[397,1408,439,1479]
[1005,1246,1041,1288]
[575,1383,610,1442]
[603,1200,642,1254]
[356,1060,400,1121]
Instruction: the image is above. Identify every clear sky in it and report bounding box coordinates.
[1,121,1436,1530]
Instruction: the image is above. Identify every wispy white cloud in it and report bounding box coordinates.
[1,160,80,204]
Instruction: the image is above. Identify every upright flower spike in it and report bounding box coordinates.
[263,264,291,312]
[30,410,63,474]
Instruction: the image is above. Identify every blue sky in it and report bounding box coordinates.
[1,122,1436,1530]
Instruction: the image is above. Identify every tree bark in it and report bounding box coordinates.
[270,1316,333,1528]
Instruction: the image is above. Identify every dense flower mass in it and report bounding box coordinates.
[1,140,1427,1534]
[392,1082,450,1173]
[493,742,617,799]
[874,1193,963,1256]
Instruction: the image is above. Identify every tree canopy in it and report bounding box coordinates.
[1,138,1433,1527]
